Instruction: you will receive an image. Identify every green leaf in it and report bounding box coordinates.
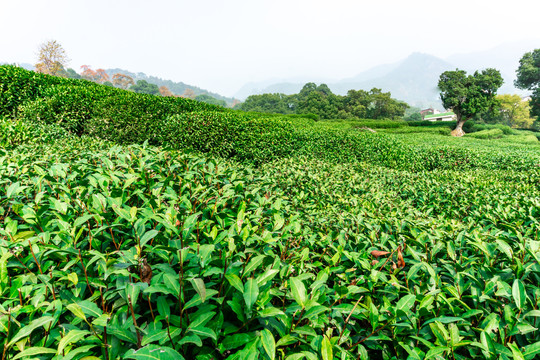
[92,314,109,327]
[163,273,180,295]
[425,346,449,359]
[12,347,57,360]
[256,268,279,286]
[395,294,416,315]
[321,336,332,360]
[7,182,22,198]
[243,255,266,278]
[77,300,103,318]
[157,296,170,318]
[125,345,185,360]
[226,274,244,293]
[259,307,285,318]
[142,329,167,346]
[188,326,217,341]
[190,278,206,303]
[290,277,307,308]
[8,316,54,346]
[244,278,259,311]
[130,206,138,220]
[423,316,464,326]
[67,303,86,320]
[67,272,78,286]
[140,230,159,247]
[509,342,526,360]
[495,239,513,260]
[0,253,10,294]
[222,333,254,351]
[429,322,449,346]
[261,329,276,360]
[513,279,526,310]
[523,340,540,359]
[177,334,202,347]
[57,329,91,355]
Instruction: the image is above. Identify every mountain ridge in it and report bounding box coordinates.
[234,40,539,109]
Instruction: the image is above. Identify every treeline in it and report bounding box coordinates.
[237,83,409,120]
[60,65,230,107]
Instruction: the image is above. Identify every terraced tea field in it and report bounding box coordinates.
[1,65,540,359]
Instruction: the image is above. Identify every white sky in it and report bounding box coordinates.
[1,0,539,97]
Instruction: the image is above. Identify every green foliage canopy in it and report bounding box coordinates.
[130,79,160,95]
[515,49,540,119]
[438,68,503,134]
[194,94,227,107]
[240,83,408,120]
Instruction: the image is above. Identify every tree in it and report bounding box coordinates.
[65,68,81,79]
[515,49,540,119]
[240,93,295,114]
[232,99,242,109]
[95,69,110,84]
[80,65,99,82]
[343,89,370,118]
[195,94,227,107]
[159,86,174,97]
[438,68,503,136]
[367,88,409,119]
[112,73,135,89]
[80,66,110,83]
[35,40,69,76]
[181,88,196,99]
[496,94,534,128]
[130,80,160,95]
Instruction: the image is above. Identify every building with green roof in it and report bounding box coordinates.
[423,111,456,121]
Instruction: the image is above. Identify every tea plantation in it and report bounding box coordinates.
[1,66,540,359]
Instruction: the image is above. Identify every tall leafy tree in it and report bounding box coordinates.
[130,80,160,95]
[515,49,540,119]
[80,65,99,82]
[112,73,135,89]
[195,94,227,107]
[438,68,503,136]
[496,94,534,128]
[367,88,409,119]
[159,86,174,97]
[35,40,69,76]
[241,93,295,114]
[181,88,196,99]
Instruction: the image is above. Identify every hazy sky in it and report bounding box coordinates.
[1,0,539,97]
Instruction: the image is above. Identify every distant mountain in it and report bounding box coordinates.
[234,40,540,109]
[234,53,453,109]
[103,68,236,105]
[331,53,455,108]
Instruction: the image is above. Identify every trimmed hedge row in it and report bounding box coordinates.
[0,65,223,134]
[4,65,537,173]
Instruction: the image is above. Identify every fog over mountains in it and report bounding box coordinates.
[235,40,538,109]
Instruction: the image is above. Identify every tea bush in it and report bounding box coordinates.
[2,131,540,359]
[3,65,540,359]
[466,128,505,139]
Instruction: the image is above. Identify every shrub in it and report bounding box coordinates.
[466,128,504,139]
[156,112,298,164]
[0,65,83,117]
[2,65,223,138]
[408,120,456,128]
[0,116,69,148]
[19,85,115,134]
